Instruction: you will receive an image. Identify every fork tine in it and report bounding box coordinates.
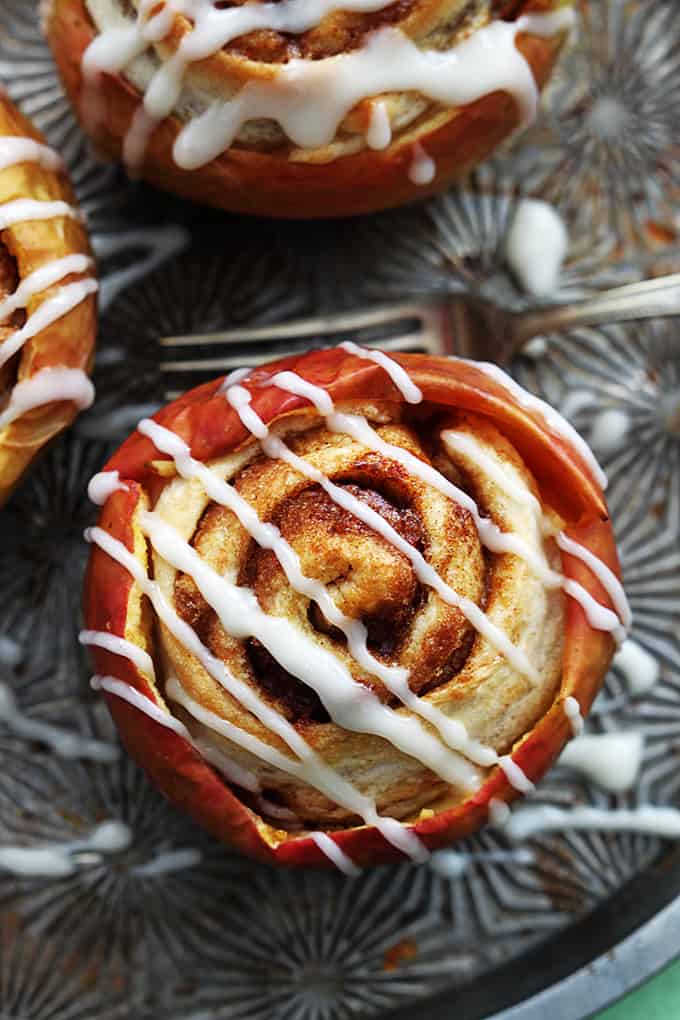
[158,300,450,403]
[157,299,448,399]
[159,302,436,349]
[160,327,443,375]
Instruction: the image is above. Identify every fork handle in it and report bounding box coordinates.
[513,272,680,344]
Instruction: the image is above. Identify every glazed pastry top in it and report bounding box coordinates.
[83,349,627,868]
[77,0,573,168]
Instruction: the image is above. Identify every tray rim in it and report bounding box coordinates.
[380,850,680,1020]
[496,899,680,1020]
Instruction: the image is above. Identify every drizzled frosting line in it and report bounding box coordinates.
[85,528,430,861]
[135,417,497,770]
[0,199,79,230]
[91,674,261,791]
[0,280,99,369]
[0,368,95,432]
[140,508,483,791]
[228,382,541,685]
[80,6,574,172]
[0,255,93,323]
[0,137,63,172]
[270,362,629,644]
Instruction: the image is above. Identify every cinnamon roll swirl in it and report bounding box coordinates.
[83,348,626,868]
[0,93,97,505]
[45,0,573,217]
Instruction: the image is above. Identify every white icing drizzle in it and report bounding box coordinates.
[254,795,299,822]
[498,755,535,794]
[556,532,631,641]
[87,470,130,506]
[612,640,659,696]
[292,375,623,665]
[505,804,680,842]
[81,5,574,172]
[590,408,630,457]
[0,682,118,761]
[87,532,429,861]
[136,417,493,773]
[192,735,262,790]
[441,434,629,645]
[0,279,99,369]
[0,199,79,230]
[309,832,361,876]
[140,507,481,791]
[132,847,202,877]
[339,341,423,403]
[504,198,568,298]
[488,797,511,828]
[564,696,584,737]
[169,673,429,860]
[521,336,549,360]
[91,675,261,791]
[0,137,63,172]
[228,387,543,796]
[227,379,541,793]
[560,577,625,645]
[559,732,644,793]
[0,368,95,432]
[225,384,269,438]
[0,635,23,667]
[408,143,435,186]
[0,821,131,878]
[79,629,155,678]
[263,375,541,684]
[176,11,573,168]
[430,846,534,879]
[218,366,252,392]
[0,256,93,323]
[464,359,609,491]
[91,674,189,735]
[365,100,391,150]
[442,429,544,516]
[83,0,394,166]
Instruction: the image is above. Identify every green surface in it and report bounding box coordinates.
[595,959,680,1020]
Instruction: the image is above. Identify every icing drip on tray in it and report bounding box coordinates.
[504,805,680,842]
[0,821,131,878]
[0,682,118,762]
[559,731,644,793]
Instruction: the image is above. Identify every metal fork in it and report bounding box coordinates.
[158,273,680,399]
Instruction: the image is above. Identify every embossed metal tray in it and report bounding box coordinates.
[1,2,679,1018]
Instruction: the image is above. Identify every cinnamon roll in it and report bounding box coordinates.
[45,0,573,218]
[0,92,97,505]
[82,348,626,869]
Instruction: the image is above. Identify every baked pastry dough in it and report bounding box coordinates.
[0,92,97,505]
[82,347,627,869]
[45,0,573,217]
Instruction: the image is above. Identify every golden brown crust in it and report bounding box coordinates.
[46,0,569,217]
[0,93,97,505]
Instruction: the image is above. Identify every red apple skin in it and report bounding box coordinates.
[84,349,620,868]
